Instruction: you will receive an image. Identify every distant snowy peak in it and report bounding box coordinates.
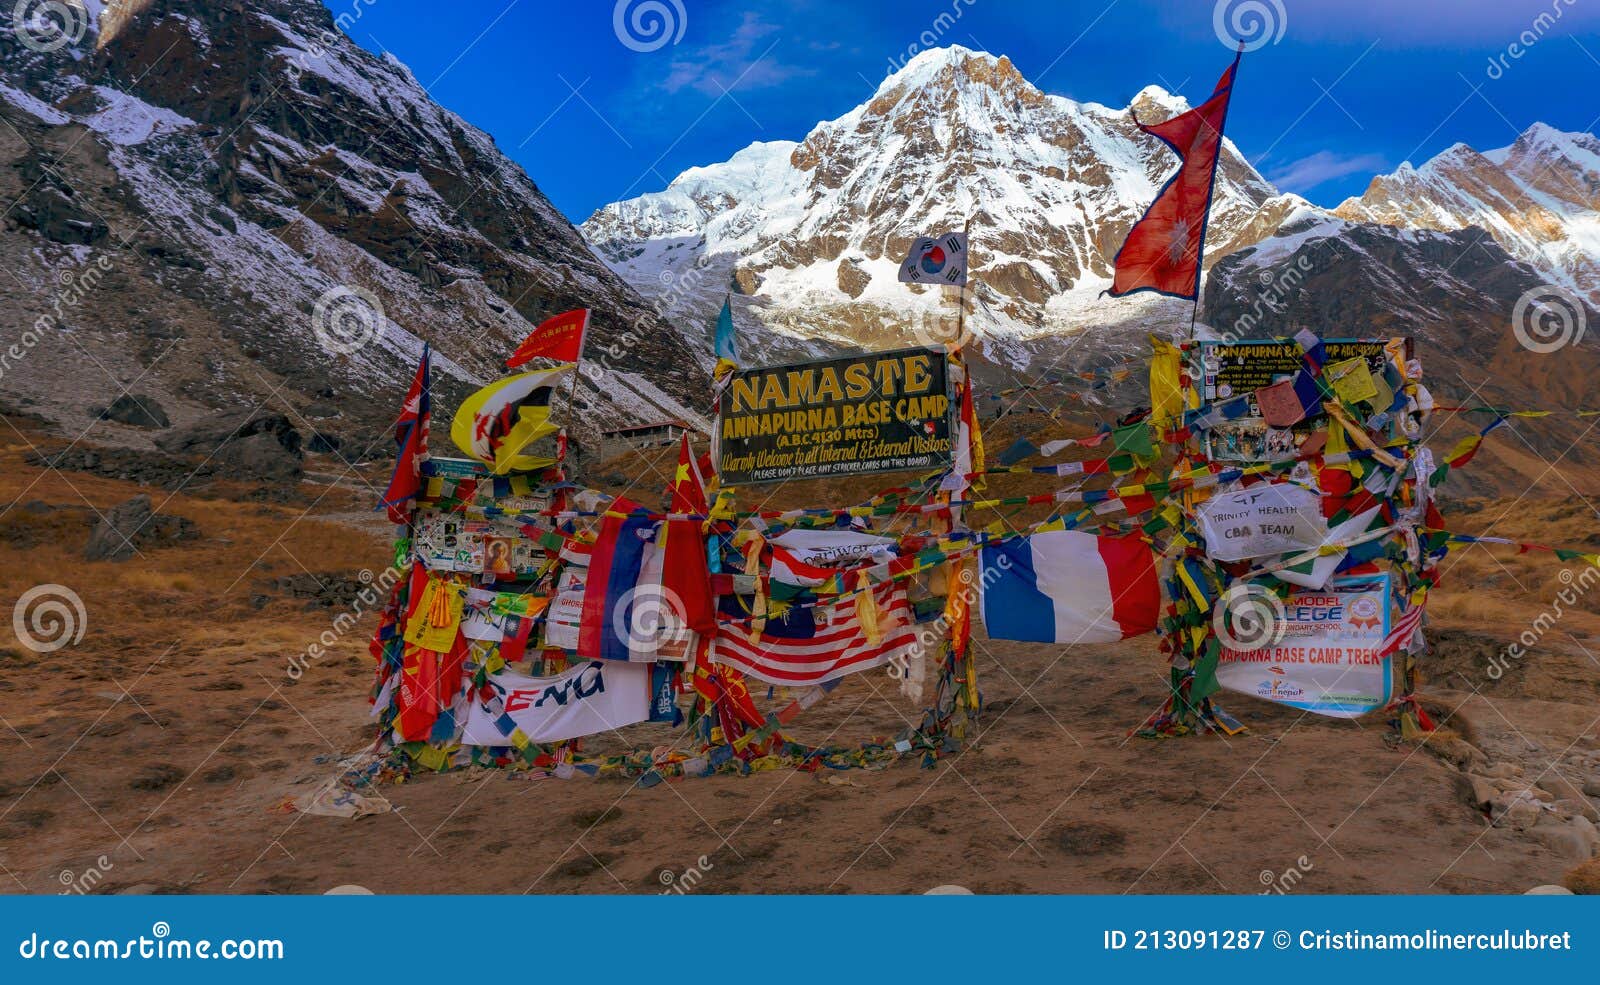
[1335,122,1600,302]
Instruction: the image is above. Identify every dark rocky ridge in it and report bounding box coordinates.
[0,0,706,459]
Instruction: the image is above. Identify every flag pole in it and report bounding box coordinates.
[956,215,971,351]
[1190,40,1246,344]
[563,315,589,447]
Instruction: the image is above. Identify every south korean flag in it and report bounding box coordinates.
[898,231,968,287]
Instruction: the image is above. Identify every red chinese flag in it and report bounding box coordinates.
[660,434,716,634]
[507,308,588,367]
[1108,51,1241,300]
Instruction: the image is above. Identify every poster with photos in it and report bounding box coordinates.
[1196,338,1404,464]
[413,511,487,572]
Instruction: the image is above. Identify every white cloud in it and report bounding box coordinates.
[1266,150,1388,193]
[659,12,810,97]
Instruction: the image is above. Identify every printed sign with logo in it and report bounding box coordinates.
[542,565,586,650]
[460,661,651,745]
[716,348,954,484]
[1217,574,1393,718]
[1196,482,1326,562]
[769,529,897,567]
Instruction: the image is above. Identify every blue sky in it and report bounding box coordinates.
[326,0,1600,222]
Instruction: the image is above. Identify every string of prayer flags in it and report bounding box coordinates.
[1429,417,1509,486]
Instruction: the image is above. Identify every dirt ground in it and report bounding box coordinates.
[2,423,1599,895]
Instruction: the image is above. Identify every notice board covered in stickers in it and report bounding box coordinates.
[716,348,954,484]
[1196,337,1411,463]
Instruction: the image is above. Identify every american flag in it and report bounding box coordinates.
[1378,596,1427,657]
[710,581,920,687]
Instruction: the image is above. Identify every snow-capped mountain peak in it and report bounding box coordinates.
[582,45,1276,366]
[1336,121,1600,303]
[1126,84,1192,122]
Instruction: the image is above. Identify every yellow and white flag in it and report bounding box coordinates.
[450,365,572,474]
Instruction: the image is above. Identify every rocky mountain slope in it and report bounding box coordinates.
[583,47,1598,406]
[582,45,1294,370]
[1336,123,1600,306]
[0,0,706,461]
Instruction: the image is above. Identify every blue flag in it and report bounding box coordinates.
[712,294,737,364]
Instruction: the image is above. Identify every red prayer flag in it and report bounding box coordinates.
[507,308,588,367]
[660,434,717,634]
[1107,50,1242,300]
[378,345,430,525]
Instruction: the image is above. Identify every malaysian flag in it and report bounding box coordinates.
[710,581,919,687]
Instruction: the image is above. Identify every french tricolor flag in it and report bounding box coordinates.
[978,530,1160,644]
